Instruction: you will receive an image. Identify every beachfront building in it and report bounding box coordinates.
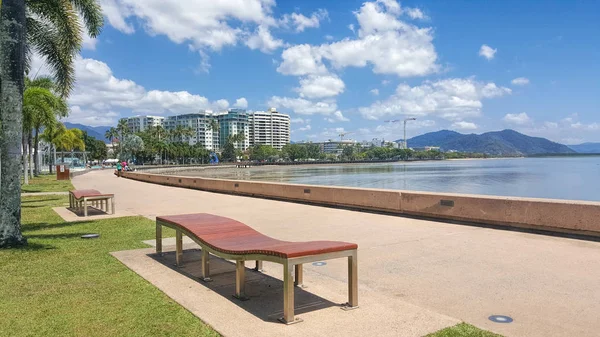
[322,140,358,155]
[125,115,165,133]
[248,108,291,150]
[217,109,250,151]
[163,111,219,150]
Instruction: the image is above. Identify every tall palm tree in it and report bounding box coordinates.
[116,119,129,154]
[24,77,68,175]
[1,0,103,247]
[55,128,85,160]
[40,121,67,173]
[104,127,118,158]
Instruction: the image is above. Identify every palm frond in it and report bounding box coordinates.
[70,0,103,37]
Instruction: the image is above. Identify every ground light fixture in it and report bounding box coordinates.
[81,234,100,239]
[488,315,513,323]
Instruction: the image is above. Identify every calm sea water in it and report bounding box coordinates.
[176,157,600,201]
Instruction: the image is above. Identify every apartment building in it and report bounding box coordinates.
[248,108,291,150]
[217,109,250,151]
[125,115,164,133]
[163,111,219,150]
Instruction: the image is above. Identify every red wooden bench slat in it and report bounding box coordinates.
[70,189,114,199]
[157,213,357,258]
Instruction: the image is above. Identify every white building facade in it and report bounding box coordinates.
[163,112,219,150]
[248,108,291,150]
[125,115,164,133]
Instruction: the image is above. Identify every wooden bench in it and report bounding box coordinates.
[156,213,358,324]
[69,189,115,217]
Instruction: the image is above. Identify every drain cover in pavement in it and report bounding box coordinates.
[489,315,513,323]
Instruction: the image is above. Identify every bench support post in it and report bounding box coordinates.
[254,260,263,272]
[233,261,249,301]
[83,198,88,217]
[111,197,115,214]
[342,250,359,310]
[201,249,212,282]
[155,222,162,254]
[175,231,183,267]
[294,264,304,287]
[279,261,302,324]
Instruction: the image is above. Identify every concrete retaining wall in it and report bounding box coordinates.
[122,171,600,237]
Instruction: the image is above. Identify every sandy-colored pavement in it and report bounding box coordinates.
[74,170,600,337]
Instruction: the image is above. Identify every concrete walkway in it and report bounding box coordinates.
[74,170,600,337]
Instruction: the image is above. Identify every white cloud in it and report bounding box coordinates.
[278,1,439,78]
[281,9,328,32]
[37,56,234,125]
[358,78,512,120]
[267,96,344,120]
[451,121,478,130]
[382,79,391,86]
[245,25,285,53]
[503,112,531,125]
[297,124,312,131]
[512,116,600,144]
[324,35,334,41]
[511,77,530,86]
[83,34,98,50]
[276,44,328,76]
[291,118,307,124]
[233,97,248,109]
[100,0,278,51]
[405,8,427,20]
[543,121,558,129]
[325,111,350,123]
[295,75,345,99]
[348,24,355,33]
[479,44,497,60]
[370,89,379,95]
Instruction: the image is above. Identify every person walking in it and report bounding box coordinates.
[116,161,122,177]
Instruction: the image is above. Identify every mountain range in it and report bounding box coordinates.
[568,143,600,153]
[63,123,111,143]
[399,129,576,155]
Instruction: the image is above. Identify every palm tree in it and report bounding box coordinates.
[1,0,103,247]
[104,127,118,158]
[40,122,67,173]
[24,77,68,175]
[55,128,85,160]
[116,119,130,154]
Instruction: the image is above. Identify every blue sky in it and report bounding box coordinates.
[32,0,600,144]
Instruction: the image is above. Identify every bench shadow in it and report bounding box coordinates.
[149,248,339,324]
[23,220,94,232]
[66,207,111,217]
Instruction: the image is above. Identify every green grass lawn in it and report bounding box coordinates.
[21,174,75,193]
[427,323,503,337]
[0,195,219,337]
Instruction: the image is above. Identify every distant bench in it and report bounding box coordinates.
[69,189,115,217]
[155,213,358,324]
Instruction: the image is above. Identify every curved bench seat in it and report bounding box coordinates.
[155,213,358,324]
[69,189,115,216]
[157,213,357,258]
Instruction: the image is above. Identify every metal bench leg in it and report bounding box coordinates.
[233,261,249,301]
[294,264,304,287]
[155,222,162,254]
[279,261,301,324]
[175,231,183,267]
[342,250,359,310]
[111,197,115,214]
[83,198,88,217]
[254,260,263,272]
[201,249,212,282]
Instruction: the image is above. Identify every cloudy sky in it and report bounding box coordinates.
[32,0,599,144]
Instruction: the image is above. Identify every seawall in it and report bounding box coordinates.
[121,171,600,237]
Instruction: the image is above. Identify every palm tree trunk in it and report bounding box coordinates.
[28,132,34,179]
[22,135,29,185]
[49,144,54,174]
[0,0,27,247]
[33,128,40,176]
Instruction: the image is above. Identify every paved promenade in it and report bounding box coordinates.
[74,170,600,337]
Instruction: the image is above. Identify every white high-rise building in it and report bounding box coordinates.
[164,111,219,150]
[248,108,290,150]
[125,115,164,133]
[218,109,250,151]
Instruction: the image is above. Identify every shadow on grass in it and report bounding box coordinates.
[26,233,93,240]
[21,196,63,203]
[4,242,56,251]
[23,220,94,232]
[150,249,339,324]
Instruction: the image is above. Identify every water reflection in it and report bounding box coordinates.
[173,157,600,201]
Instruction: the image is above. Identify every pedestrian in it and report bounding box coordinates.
[116,161,122,177]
